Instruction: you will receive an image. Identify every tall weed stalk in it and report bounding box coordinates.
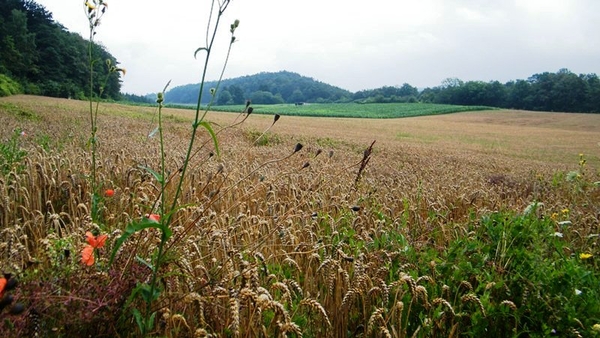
[84,0,124,224]
[107,1,241,335]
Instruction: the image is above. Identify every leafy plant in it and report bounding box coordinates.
[0,128,27,175]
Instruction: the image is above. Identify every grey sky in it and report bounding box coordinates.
[36,0,600,95]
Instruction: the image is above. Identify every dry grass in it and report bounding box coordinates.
[0,95,599,337]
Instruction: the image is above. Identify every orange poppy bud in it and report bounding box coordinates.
[148,214,160,223]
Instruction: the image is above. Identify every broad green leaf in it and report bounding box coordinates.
[109,218,172,265]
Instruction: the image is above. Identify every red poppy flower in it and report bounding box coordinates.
[81,232,107,266]
[0,277,6,298]
[85,232,107,248]
[105,189,115,197]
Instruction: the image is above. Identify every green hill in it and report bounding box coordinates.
[164,71,353,105]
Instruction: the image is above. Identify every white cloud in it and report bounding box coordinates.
[36,0,600,94]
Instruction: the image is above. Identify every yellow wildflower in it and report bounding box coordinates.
[593,323,600,332]
[551,213,558,221]
[85,1,96,10]
[562,208,569,214]
[580,253,593,260]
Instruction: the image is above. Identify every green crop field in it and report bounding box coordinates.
[173,102,497,118]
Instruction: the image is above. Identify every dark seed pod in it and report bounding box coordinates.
[245,100,251,108]
[294,143,303,153]
[328,150,334,158]
[5,277,17,291]
[351,206,361,212]
[301,162,310,169]
[315,149,322,157]
[273,114,281,123]
[9,303,25,315]
[247,107,253,115]
[0,295,14,311]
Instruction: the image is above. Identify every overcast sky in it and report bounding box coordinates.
[35,0,600,95]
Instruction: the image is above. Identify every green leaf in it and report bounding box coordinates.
[148,311,157,332]
[109,218,172,265]
[140,283,161,303]
[135,255,154,271]
[196,121,220,157]
[132,308,144,334]
[138,164,164,184]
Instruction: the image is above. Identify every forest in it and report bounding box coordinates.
[1,0,599,113]
[0,0,121,100]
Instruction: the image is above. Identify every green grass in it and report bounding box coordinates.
[199,102,497,119]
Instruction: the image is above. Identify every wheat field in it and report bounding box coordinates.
[1,95,599,337]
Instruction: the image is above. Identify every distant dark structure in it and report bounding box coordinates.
[295,102,304,106]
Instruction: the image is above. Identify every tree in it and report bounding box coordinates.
[582,74,600,113]
[398,83,418,97]
[289,89,305,103]
[217,89,232,105]
[1,9,38,79]
[250,90,284,104]
[506,80,533,110]
[228,84,245,104]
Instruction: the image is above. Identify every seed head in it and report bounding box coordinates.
[293,143,303,153]
[273,114,281,123]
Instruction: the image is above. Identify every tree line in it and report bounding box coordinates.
[0,0,121,99]
[166,69,599,113]
[421,69,600,113]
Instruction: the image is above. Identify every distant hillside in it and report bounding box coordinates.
[164,71,353,105]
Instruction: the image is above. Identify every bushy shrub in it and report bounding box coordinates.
[0,74,23,97]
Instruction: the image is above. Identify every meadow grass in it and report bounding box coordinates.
[0,95,599,337]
